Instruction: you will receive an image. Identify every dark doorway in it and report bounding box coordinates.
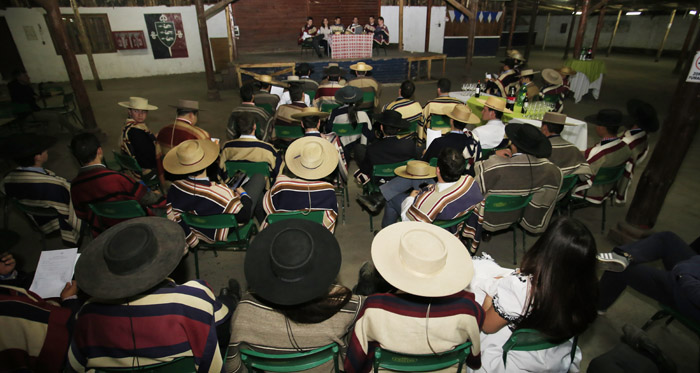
[0,17,26,81]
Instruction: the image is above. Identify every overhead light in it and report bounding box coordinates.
[690,10,697,15]
[572,11,582,15]
[626,11,642,16]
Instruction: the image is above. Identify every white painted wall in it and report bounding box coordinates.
[429,7,446,53]
[380,5,445,53]
[0,6,227,82]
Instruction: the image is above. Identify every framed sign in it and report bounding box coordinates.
[144,13,188,59]
[112,30,147,50]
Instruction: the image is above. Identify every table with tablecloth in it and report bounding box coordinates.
[448,93,529,123]
[564,59,606,103]
[330,34,373,59]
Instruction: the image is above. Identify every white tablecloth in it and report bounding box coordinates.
[509,117,588,150]
[569,72,603,103]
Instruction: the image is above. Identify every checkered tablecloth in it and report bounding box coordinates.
[330,34,373,59]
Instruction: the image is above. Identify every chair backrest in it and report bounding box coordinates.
[89,200,146,220]
[372,342,472,373]
[430,114,450,129]
[305,90,317,101]
[240,342,340,372]
[113,151,143,174]
[332,122,363,137]
[362,90,375,104]
[433,211,472,230]
[372,160,411,178]
[94,356,197,372]
[407,120,420,134]
[320,102,340,113]
[559,174,579,196]
[256,103,274,115]
[11,198,59,218]
[275,125,305,140]
[502,329,577,367]
[266,211,325,226]
[225,161,271,179]
[592,164,626,186]
[484,194,533,213]
[181,212,238,230]
[481,148,495,160]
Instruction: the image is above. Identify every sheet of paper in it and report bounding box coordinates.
[426,128,443,151]
[270,85,285,100]
[29,248,78,299]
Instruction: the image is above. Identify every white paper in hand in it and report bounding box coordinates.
[29,248,79,299]
[425,128,443,151]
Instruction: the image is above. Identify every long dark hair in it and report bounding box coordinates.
[347,101,360,129]
[269,284,353,324]
[518,217,598,341]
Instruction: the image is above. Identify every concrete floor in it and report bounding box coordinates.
[2,48,698,371]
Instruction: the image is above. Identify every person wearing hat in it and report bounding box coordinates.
[70,132,166,237]
[507,49,526,69]
[0,134,82,245]
[539,68,566,113]
[421,78,464,138]
[226,219,364,372]
[518,68,540,102]
[382,80,425,130]
[273,84,309,134]
[326,86,372,147]
[68,217,237,372]
[556,66,576,92]
[422,104,482,165]
[347,62,381,110]
[155,99,210,157]
[293,107,348,182]
[220,114,283,183]
[472,96,511,150]
[118,97,160,183]
[298,16,324,58]
[540,112,592,181]
[474,123,563,234]
[276,76,312,109]
[485,58,519,97]
[253,74,282,109]
[344,222,484,373]
[314,65,346,107]
[228,83,272,140]
[622,99,659,165]
[573,109,633,205]
[261,136,339,232]
[164,139,264,248]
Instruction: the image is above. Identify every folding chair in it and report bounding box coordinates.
[266,210,325,226]
[361,160,412,232]
[241,342,340,372]
[502,329,577,369]
[372,342,472,373]
[112,151,160,190]
[255,103,274,115]
[571,164,626,233]
[88,200,147,233]
[320,102,340,114]
[331,122,363,137]
[225,161,272,187]
[483,194,534,264]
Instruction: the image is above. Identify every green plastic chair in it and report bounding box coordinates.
[112,151,160,190]
[181,212,257,278]
[574,163,626,233]
[225,161,272,188]
[240,342,340,372]
[274,125,304,140]
[406,120,420,134]
[256,103,274,115]
[481,148,495,160]
[483,194,534,264]
[502,329,577,368]
[372,342,472,373]
[320,102,341,113]
[430,114,450,129]
[555,174,580,215]
[94,356,196,372]
[305,90,316,101]
[362,160,413,232]
[331,122,363,137]
[266,210,324,226]
[434,211,473,238]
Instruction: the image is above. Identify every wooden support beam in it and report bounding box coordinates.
[507,0,518,51]
[425,0,432,52]
[399,0,404,52]
[673,12,698,74]
[656,9,677,62]
[606,9,622,56]
[466,0,478,70]
[573,0,590,58]
[202,0,237,20]
[563,0,578,59]
[194,0,220,100]
[587,0,608,16]
[542,12,551,50]
[70,0,102,91]
[524,0,539,61]
[590,6,606,58]
[444,0,475,19]
[225,4,237,62]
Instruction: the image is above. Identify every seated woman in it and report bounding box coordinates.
[326,86,372,150]
[468,217,598,372]
[226,219,363,373]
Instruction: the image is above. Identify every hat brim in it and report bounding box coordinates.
[167,105,205,111]
[517,70,540,77]
[334,89,363,104]
[75,217,185,300]
[2,134,56,159]
[584,114,631,128]
[244,220,341,306]
[285,137,339,180]
[377,119,411,130]
[372,222,474,297]
[393,165,437,180]
[445,111,481,125]
[162,139,220,175]
[290,111,331,120]
[350,64,373,71]
[476,98,513,114]
[506,123,552,158]
[118,102,158,111]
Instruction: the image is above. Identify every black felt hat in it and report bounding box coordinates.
[334,86,363,104]
[584,109,630,128]
[375,110,410,130]
[244,219,341,306]
[499,58,518,67]
[627,99,659,133]
[505,123,552,158]
[0,134,56,160]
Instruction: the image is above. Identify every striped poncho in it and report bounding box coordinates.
[261,176,338,232]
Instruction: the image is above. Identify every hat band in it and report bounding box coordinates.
[407,169,430,177]
[180,152,206,166]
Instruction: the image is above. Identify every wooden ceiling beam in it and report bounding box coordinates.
[202,0,239,20]
[443,0,474,19]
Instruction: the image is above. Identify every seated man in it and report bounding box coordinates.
[347,62,381,110]
[276,77,311,109]
[293,107,348,182]
[69,133,165,236]
[540,112,592,177]
[228,84,272,140]
[330,16,345,34]
[155,99,210,156]
[474,123,563,234]
[118,96,159,177]
[164,139,264,249]
[382,80,424,130]
[297,63,319,92]
[373,16,390,46]
[320,63,347,85]
[472,96,510,150]
[345,222,484,373]
[219,114,283,182]
[314,65,345,107]
[298,16,323,58]
[273,83,307,129]
[346,16,362,34]
[364,15,377,34]
[253,75,281,109]
[485,58,519,97]
[539,68,566,113]
[69,217,237,372]
[422,105,482,171]
[517,69,540,102]
[261,137,339,232]
[573,109,633,204]
[556,66,575,94]
[0,134,82,246]
[623,99,659,165]
[421,78,464,138]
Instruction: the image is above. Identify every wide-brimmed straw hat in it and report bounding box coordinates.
[285,136,339,180]
[627,99,659,133]
[477,96,513,113]
[372,221,474,297]
[334,86,363,104]
[75,217,186,300]
[282,75,300,83]
[350,62,373,71]
[506,123,552,158]
[168,99,203,111]
[244,219,341,306]
[542,112,575,126]
[585,109,630,128]
[375,110,410,130]
[518,69,539,77]
[290,106,331,120]
[507,49,525,61]
[542,68,564,85]
[0,134,56,160]
[394,160,437,179]
[557,66,576,76]
[162,139,220,175]
[118,97,158,111]
[444,105,480,124]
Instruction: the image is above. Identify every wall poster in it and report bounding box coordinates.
[144,13,188,59]
[113,31,147,50]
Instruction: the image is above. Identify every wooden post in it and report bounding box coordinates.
[194,0,220,100]
[225,5,234,63]
[507,0,518,51]
[399,0,404,52]
[606,9,622,56]
[466,0,478,70]
[572,0,590,58]
[542,12,551,50]
[673,12,698,74]
[35,0,97,129]
[563,0,578,59]
[524,0,539,61]
[590,6,606,58]
[656,9,677,62]
[425,0,432,52]
[69,0,102,91]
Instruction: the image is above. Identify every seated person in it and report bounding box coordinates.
[296,62,319,92]
[421,78,464,138]
[422,105,482,170]
[346,16,362,34]
[69,217,238,372]
[573,109,633,204]
[474,123,563,234]
[227,219,364,372]
[320,63,348,85]
[293,107,348,182]
[155,99,210,156]
[539,68,566,113]
[164,139,264,249]
[326,86,372,148]
[314,65,345,107]
[468,217,598,372]
[556,66,575,94]
[597,231,700,323]
[1,134,82,246]
[507,49,527,71]
[0,252,33,288]
[382,80,424,131]
[228,84,272,140]
[330,16,345,34]
[276,77,311,109]
[623,99,659,165]
[364,16,377,34]
[540,112,592,178]
[118,96,159,177]
[347,62,381,110]
[220,114,283,182]
[518,69,540,102]
[298,16,323,58]
[472,96,510,150]
[69,133,165,236]
[373,16,390,46]
[485,58,519,97]
[344,222,484,373]
[261,137,339,232]
[252,75,281,109]
[274,83,307,129]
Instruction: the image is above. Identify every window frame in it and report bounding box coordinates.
[47,13,116,55]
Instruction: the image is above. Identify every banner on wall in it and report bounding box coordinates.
[112,31,147,50]
[144,13,188,59]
